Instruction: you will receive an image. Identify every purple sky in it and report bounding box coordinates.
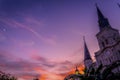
[0,0,120,80]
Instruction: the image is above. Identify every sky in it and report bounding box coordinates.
[0,0,120,80]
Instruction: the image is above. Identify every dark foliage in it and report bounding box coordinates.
[0,71,17,80]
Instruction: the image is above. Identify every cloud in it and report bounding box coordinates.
[31,54,75,73]
[0,49,84,80]
[31,54,57,69]
[0,50,43,80]
[0,50,62,79]
[0,16,83,79]
[0,15,57,45]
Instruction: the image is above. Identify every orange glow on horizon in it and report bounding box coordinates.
[20,65,85,80]
[67,65,85,75]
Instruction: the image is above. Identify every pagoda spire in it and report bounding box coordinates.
[83,37,92,61]
[96,4,111,31]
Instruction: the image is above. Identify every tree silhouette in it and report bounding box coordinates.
[33,77,39,80]
[0,71,17,80]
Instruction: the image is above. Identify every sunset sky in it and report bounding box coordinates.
[0,0,120,80]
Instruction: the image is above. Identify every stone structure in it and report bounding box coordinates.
[84,5,120,75]
[64,4,120,80]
